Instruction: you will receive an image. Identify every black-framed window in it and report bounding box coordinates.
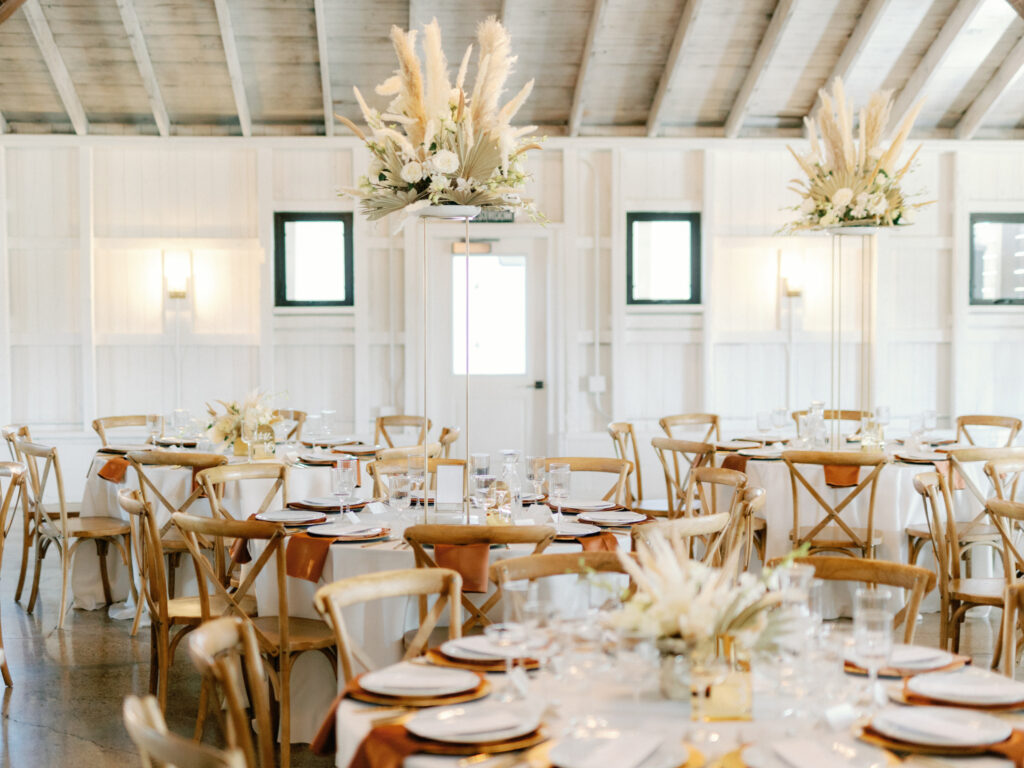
[626,212,701,305]
[274,212,354,307]
[970,213,1024,305]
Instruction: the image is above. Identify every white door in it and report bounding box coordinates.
[426,231,547,461]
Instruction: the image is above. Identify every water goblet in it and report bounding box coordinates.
[332,460,357,517]
[548,463,570,525]
[854,587,893,712]
[145,414,161,444]
[756,411,772,442]
[389,473,411,516]
[240,417,258,462]
[408,455,427,501]
[525,456,546,499]
[172,409,189,438]
[771,408,788,432]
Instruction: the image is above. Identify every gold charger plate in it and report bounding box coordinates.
[347,673,489,707]
[714,744,899,768]
[844,655,969,678]
[426,647,540,672]
[412,727,547,756]
[858,726,1003,757]
[307,526,392,543]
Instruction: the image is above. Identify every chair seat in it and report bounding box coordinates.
[250,616,335,652]
[791,525,882,549]
[751,517,766,531]
[948,578,1005,605]
[66,516,130,538]
[43,502,80,518]
[165,594,257,623]
[908,522,1000,543]
[160,527,191,552]
[401,624,478,651]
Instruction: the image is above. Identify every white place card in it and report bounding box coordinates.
[435,464,463,506]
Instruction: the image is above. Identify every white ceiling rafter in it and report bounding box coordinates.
[724,0,797,139]
[890,0,984,130]
[807,0,892,120]
[568,0,609,137]
[646,0,705,137]
[313,0,333,137]
[212,0,252,137]
[956,31,1024,139]
[115,0,170,137]
[21,0,88,135]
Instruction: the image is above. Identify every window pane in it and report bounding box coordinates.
[452,255,526,375]
[285,220,347,302]
[971,218,1024,302]
[631,219,692,301]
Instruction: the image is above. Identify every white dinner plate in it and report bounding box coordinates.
[154,436,197,447]
[895,452,945,463]
[296,496,339,508]
[737,448,783,460]
[305,523,385,539]
[846,644,954,672]
[298,453,339,465]
[743,738,890,768]
[359,662,479,698]
[254,509,327,524]
[521,493,545,503]
[577,510,647,526]
[906,666,1024,706]
[301,438,355,448]
[440,636,525,662]
[406,701,540,745]
[871,706,1012,747]
[713,440,761,451]
[559,499,614,511]
[555,521,601,537]
[548,731,686,768]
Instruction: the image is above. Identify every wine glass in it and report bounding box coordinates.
[145,414,161,444]
[771,408,788,433]
[874,406,891,428]
[756,411,772,443]
[525,456,546,499]
[389,473,411,517]
[240,417,258,462]
[854,587,893,711]
[548,463,570,526]
[923,409,938,434]
[172,409,189,438]
[320,409,337,449]
[332,461,357,517]
[408,456,427,503]
[485,579,531,701]
[304,414,322,451]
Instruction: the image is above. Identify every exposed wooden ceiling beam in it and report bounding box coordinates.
[956,31,1024,139]
[724,0,797,138]
[568,0,609,137]
[807,0,892,120]
[0,0,28,26]
[21,0,87,135]
[891,0,984,129]
[646,0,705,137]
[313,0,333,137]
[1009,0,1024,21]
[212,0,251,137]
[115,0,170,137]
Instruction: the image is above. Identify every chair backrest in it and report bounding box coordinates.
[92,414,161,447]
[946,447,1024,528]
[727,486,766,569]
[791,409,869,425]
[118,488,175,625]
[187,617,274,768]
[14,439,71,537]
[782,450,887,555]
[788,555,935,643]
[129,450,228,536]
[659,413,720,442]
[197,462,288,521]
[123,694,246,768]
[608,422,645,503]
[957,414,1022,447]
[543,456,633,507]
[366,455,462,498]
[985,498,1024,588]
[631,512,732,565]
[985,458,1024,502]
[913,471,961,591]
[314,567,463,682]
[1004,583,1024,677]
[650,437,715,516]
[683,465,747,519]
[438,427,461,458]
[1,424,29,460]
[272,409,306,440]
[374,415,432,448]
[375,442,442,463]
[0,462,26,564]
[489,551,629,585]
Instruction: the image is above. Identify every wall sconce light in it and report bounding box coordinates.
[778,249,804,298]
[163,249,192,300]
[783,276,803,298]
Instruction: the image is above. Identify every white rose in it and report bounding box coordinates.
[432,149,459,175]
[799,197,815,214]
[428,175,449,194]
[400,161,423,184]
[831,187,853,210]
[455,176,473,192]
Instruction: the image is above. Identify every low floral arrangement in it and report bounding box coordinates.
[783,77,930,232]
[337,16,542,221]
[608,533,807,654]
[206,390,276,445]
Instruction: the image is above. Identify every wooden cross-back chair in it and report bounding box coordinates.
[776,555,936,644]
[684,465,748,519]
[489,551,630,586]
[198,462,288,522]
[123,695,247,768]
[187,617,275,768]
[608,422,670,516]
[0,462,25,686]
[790,409,870,425]
[375,442,442,463]
[367,454,462,498]
[1003,583,1024,678]
[1,424,39,602]
[17,438,131,628]
[403,524,555,633]
[438,427,461,458]
[957,414,1022,448]
[374,415,432,448]
[314,567,463,682]
[728,486,767,569]
[650,437,715,518]
[631,511,733,566]
[913,471,1006,656]
[659,413,720,443]
[272,409,307,441]
[91,414,161,447]
[783,450,887,558]
[173,512,335,766]
[543,456,633,507]
[986,458,1024,502]
[983,498,1024,669]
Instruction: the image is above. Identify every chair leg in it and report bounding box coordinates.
[129,585,145,638]
[26,537,46,615]
[57,547,70,629]
[13,511,31,602]
[280,653,291,768]
[992,609,1005,671]
[167,553,179,599]
[96,540,113,606]
[194,675,210,742]
[0,609,10,687]
[939,595,950,650]
[149,623,159,696]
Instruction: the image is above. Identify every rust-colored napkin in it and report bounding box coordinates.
[721,454,749,473]
[932,459,967,491]
[228,513,260,565]
[311,677,361,757]
[577,531,618,552]
[285,532,336,582]
[190,466,207,497]
[862,724,1024,767]
[98,457,129,484]
[346,725,421,768]
[434,542,490,593]
[824,465,859,487]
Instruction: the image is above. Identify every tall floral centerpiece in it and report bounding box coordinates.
[206,390,276,457]
[781,79,930,440]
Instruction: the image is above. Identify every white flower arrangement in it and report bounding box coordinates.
[337,16,543,221]
[206,390,277,445]
[783,77,931,233]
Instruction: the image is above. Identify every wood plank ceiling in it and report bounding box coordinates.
[1,0,1023,138]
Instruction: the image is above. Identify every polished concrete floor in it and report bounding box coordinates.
[0,543,1013,767]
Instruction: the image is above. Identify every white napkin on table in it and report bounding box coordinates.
[424,710,522,738]
[364,662,469,689]
[773,738,843,768]
[586,735,662,768]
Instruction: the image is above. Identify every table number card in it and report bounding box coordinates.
[435,464,463,507]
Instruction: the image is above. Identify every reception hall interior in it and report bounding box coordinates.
[5,0,1024,766]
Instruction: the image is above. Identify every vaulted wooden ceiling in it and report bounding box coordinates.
[1,0,1023,139]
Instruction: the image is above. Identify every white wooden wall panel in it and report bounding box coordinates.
[8,247,80,335]
[95,344,173,416]
[5,147,78,237]
[272,149,351,201]
[272,341,356,429]
[10,345,80,425]
[93,247,163,335]
[191,248,260,336]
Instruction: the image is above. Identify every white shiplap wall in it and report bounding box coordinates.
[1,134,1022,499]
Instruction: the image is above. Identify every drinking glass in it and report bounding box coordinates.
[469,453,490,476]
[854,587,893,711]
[875,406,891,427]
[548,463,570,524]
[485,578,531,701]
[525,456,546,499]
[145,414,161,444]
[908,413,924,438]
[923,409,937,433]
[389,473,411,515]
[320,409,337,447]
[756,411,772,441]
[471,474,496,511]
[332,461,357,516]
[241,417,258,462]
[408,455,427,502]
[771,408,788,432]
[304,414,322,450]
[613,629,659,704]
[172,409,189,438]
